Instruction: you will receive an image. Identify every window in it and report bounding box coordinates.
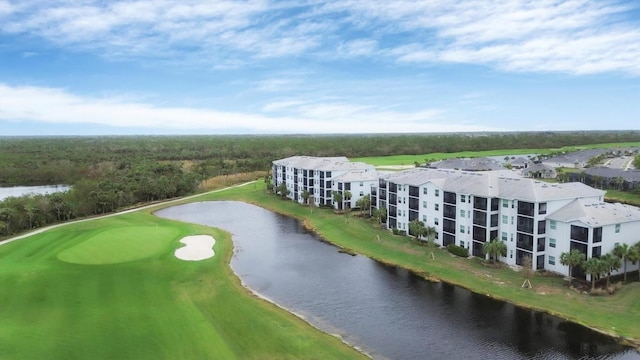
[423,201,427,208]
[359,182,363,186]
[549,238,556,248]
[423,187,428,195]
[359,191,364,196]
[460,210,466,218]
[461,195,466,203]
[435,218,439,225]
[460,225,465,233]
[502,199,509,208]
[435,204,439,211]
[435,189,440,197]
[539,202,547,215]
[460,241,465,247]
[615,224,621,233]
[550,220,557,230]
[510,250,513,259]
[326,171,332,178]
[423,215,427,222]
[502,215,508,224]
[511,216,514,225]
[548,255,556,265]
[501,232,507,241]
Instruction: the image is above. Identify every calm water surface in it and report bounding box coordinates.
[0,185,70,201]
[156,201,639,360]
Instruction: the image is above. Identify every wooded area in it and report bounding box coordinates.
[1,131,640,237]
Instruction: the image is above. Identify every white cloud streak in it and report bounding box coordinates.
[1,84,491,134]
[1,0,638,75]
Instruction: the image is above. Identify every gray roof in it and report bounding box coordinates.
[547,199,640,226]
[509,157,530,166]
[272,156,373,172]
[332,170,380,183]
[586,167,640,182]
[382,167,604,202]
[429,157,504,171]
[524,163,556,173]
[542,149,609,165]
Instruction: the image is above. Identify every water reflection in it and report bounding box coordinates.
[156,201,638,360]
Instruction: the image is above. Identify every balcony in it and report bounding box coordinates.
[409,186,419,198]
[443,191,457,205]
[570,225,589,243]
[473,197,487,210]
[517,201,535,217]
[473,210,487,227]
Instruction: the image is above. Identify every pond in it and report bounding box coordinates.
[156,201,639,360]
[0,185,70,201]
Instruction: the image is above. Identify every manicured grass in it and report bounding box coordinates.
[352,142,640,166]
[57,226,179,265]
[198,183,640,347]
[605,189,640,207]
[0,209,367,359]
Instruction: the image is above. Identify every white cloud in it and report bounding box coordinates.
[0,83,495,134]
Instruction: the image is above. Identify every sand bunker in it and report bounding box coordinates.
[175,235,215,261]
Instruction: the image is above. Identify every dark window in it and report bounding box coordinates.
[517,216,534,234]
[444,191,457,204]
[326,171,332,178]
[516,250,532,266]
[592,246,602,258]
[388,218,397,229]
[537,237,545,251]
[443,219,456,234]
[389,193,397,205]
[539,202,547,215]
[473,210,487,226]
[325,180,331,188]
[379,179,387,189]
[409,197,419,211]
[490,214,498,227]
[389,205,397,218]
[538,220,546,234]
[409,210,419,221]
[593,227,602,243]
[472,241,484,257]
[345,183,351,191]
[474,197,487,210]
[443,233,455,247]
[491,198,499,211]
[516,233,534,251]
[570,225,589,243]
[473,226,487,242]
[517,201,535,216]
[338,183,343,190]
[490,230,498,241]
[536,255,545,270]
[443,204,456,219]
[409,186,419,197]
[389,182,397,193]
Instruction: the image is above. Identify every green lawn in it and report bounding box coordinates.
[0,209,367,359]
[351,142,640,166]
[197,183,640,348]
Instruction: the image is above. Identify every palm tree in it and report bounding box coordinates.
[275,184,289,199]
[482,238,507,264]
[408,220,427,241]
[628,243,640,281]
[424,226,436,244]
[301,190,310,205]
[560,249,585,283]
[343,190,352,210]
[612,243,630,282]
[584,257,602,291]
[372,207,387,228]
[601,253,622,289]
[356,194,371,217]
[331,191,343,210]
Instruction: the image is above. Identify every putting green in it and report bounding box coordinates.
[57,226,180,265]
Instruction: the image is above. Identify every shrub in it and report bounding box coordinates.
[447,244,469,258]
[392,228,400,235]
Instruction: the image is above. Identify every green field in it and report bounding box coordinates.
[0,208,367,359]
[351,142,640,166]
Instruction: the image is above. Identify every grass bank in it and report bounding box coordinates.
[352,142,640,166]
[198,183,640,348]
[0,205,367,359]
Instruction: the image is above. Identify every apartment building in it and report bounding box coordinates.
[373,167,627,274]
[272,156,376,208]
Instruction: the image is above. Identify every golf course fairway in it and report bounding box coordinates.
[0,210,366,359]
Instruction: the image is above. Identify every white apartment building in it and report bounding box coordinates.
[272,156,376,208]
[372,167,627,274]
[545,200,640,278]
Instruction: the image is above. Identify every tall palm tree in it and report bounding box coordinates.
[482,238,507,264]
[560,249,585,283]
[612,243,630,282]
[584,257,602,291]
[301,190,310,205]
[628,243,640,281]
[372,207,387,228]
[331,191,343,210]
[600,254,622,289]
[408,219,427,242]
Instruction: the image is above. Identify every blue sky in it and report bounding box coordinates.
[0,0,638,135]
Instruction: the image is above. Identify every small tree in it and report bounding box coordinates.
[408,220,427,242]
[612,243,630,282]
[356,194,371,217]
[301,190,310,205]
[482,238,507,264]
[372,207,387,228]
[331,191,343,210]
[584,257,602,291]
[601,253,622,289]
[275,183,289,199]
[560,249,585,283]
